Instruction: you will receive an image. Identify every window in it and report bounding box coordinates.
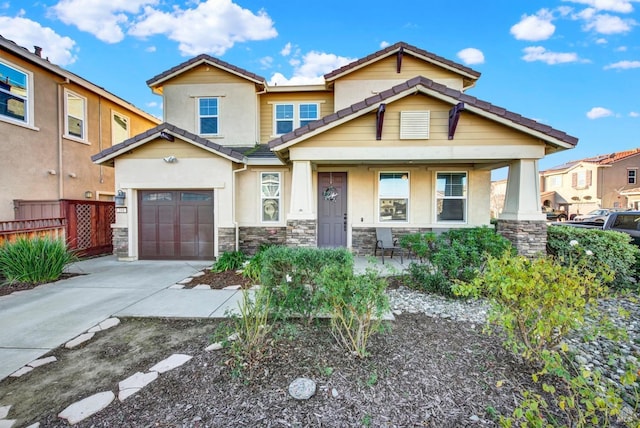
[112,111,129,144]
[436,172,467,222]
[261,172,281,222]
[0,61,29,123]
[274,103,319,135]
[572,170,592,189]
[199,98,218,135]
[379,172,409,222]
[65,91,87,140]
[548,175,562,188]
[628,169,637,185]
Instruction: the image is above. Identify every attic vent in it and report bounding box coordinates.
[400,111,430,139]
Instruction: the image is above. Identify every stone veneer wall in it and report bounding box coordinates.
[496,220,547,257]
[286,220,317,247]
[239,227,287,255]
[112,227,128,259]
[351,227,432,256]
[217,228,236,255]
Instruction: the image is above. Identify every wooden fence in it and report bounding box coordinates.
[0,218,66,245]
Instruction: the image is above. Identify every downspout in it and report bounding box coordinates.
[98,95,104,184]
[56,78,70,199]
[232,163,248,251]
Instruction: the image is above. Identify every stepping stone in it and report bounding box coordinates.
[0,405,11,419]
[58,391,115,425]
[288,378,316,400]
[177,277,192,284]
[222,285,241,290]
[28,356,57,368]
[25,423,40,428]
[191,271,205,277]
[204,342,223,351]
[88,318,120,333]
[169,284,185,289]
[192,284,210,290]
[118,371,158,401]
[9,366,33,378]
[149,354,192,374]
[0,420,16,428]
[65,332,95,349]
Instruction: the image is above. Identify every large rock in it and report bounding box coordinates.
[288,378,316,400]
[58,391,115,424]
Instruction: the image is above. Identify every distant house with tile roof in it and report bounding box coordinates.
[92,41,577,260]
[540,148,640,216]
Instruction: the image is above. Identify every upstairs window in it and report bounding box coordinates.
[548,175,562,188]
[628,169,637,185]
[379,172,409,222]
[436,172,467,222]
[65,91,87,141]
[261,172,281,222]
[572,170,592,189]
[0,61,30,124]
[274,103,319,135]
[199,97,218,135]
[112,111,129,145]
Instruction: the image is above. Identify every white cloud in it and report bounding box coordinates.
[582,12,636,33]
[616,45,628,51]
[604,59,640,69]
[0,15,77,65]
[511,9,556,41]
[586,106,614,119]
[280,42,292,56]
[269,51,355,86]
[259,56,273,68]
[595,37,608,43]
[457,48,484,65]
[629,111,639,117]
[145,45,156,52]
[51,0,154,43]
[521,46,581,64]
[128,0,277,56]
[380,41,390,48]
[563,0,638,13]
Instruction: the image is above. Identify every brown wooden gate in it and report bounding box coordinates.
[61,200,115,257]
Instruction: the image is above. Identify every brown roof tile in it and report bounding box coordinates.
[269,76,578,149]
[146,54,266,87]
[324,42,481,81]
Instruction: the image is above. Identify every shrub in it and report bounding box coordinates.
[212,250,246,272]
[547,225,639,290]
[0,237,77,285]
[401,227,514,297]
[241,244,273,282]
[315,265,389,358]
[260,246,353,318]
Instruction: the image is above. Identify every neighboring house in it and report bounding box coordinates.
[490,179,507,219]
[0,35,160,221]
[540,148,640,217]
[92,42,577,261]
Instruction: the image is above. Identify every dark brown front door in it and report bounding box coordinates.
[317,172,347,248]
[138,190,214,260]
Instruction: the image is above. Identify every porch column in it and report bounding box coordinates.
[497,159,547,257]
[287,161,316,247]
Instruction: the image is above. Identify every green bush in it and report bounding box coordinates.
[212,250,246,272]
[315,266,389,358]
[400,227,514,297]
[0,237,77,285]
[260,246,353,318]
[547,225,639,290]
[241,244,273,282]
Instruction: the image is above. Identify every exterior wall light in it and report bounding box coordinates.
[114,190,126,206]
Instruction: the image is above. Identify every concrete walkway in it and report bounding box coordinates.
[0,254,406,381]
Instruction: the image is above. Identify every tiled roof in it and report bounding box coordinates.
[268,76,578,149]
[146,54,266,87]
[235,145,277,159]
[92,123,246,164]
[544,148,640,172]
[324,41,481,81]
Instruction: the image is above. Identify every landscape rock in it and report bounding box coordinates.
[288,378,316,400]
[118,371,158,401]
[192,284,210,290]
[0,405,10,419]
[227,333,240,342]
[58,391,115,425]
[169,284,185,289]
[0,419,16,428]
[28,356,57,368]
[88,318,120,333]
[9,366,33,378]
[191,271,205,277]
[177,277,192,284]
[149,354,193,374]
[222,285,241,290]
[65,332,95,349]
[205,342,223,351]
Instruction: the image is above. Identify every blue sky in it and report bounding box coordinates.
[1,0,639,174]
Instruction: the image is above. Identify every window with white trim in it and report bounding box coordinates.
[65,90,87,141]
[198,97,218,135]
[111,111,129,145]
[261,172,281,222]
[628,169,637,185]
[547,175,562,188]
[436,172,467,222]
[378,172,409,222]
[0,60,30,124]
[274,103,318,135]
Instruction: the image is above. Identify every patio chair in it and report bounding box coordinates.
[374,228,403,264]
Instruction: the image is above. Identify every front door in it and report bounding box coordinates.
[317,172,347,247]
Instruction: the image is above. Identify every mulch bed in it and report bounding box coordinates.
[186,269,253,289]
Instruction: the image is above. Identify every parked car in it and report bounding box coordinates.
[573,209,612,223]
[551,211,640,245]
[543,208,568,221]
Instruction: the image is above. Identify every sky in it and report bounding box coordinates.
[1,0,639,175]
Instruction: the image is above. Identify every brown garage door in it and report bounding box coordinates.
[138,190,214,260]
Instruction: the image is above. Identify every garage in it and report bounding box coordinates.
[138,190,214,260]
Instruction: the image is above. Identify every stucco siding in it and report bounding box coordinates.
[235,167,291,226]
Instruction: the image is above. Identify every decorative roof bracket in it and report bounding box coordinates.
[376,104,386,140]
[396,47,404,73]
[448,102,465,140]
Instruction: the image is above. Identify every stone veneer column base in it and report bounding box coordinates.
[496,219,547,258]
[217,228,236,255]
[286,220,317,248]
[111,226,129,259]
[239,227,286,255]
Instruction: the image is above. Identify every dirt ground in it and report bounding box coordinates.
[0,270,557,427]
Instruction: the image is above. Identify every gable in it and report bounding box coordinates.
[117,137,223,160]
[166,63,254,86]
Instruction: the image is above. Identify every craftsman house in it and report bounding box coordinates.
[92,42,578,261]
[540,148,640,216]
